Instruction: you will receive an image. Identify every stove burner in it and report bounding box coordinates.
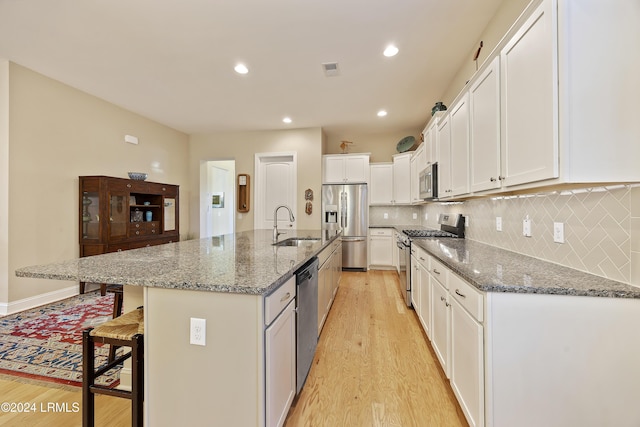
[403,229,459,238]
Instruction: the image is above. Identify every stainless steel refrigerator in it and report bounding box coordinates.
[322,184,368,270]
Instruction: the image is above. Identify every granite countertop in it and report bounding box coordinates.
[410,237,640,299]
[16,229,341,296]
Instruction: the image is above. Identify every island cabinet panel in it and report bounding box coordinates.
[145,287,266,427]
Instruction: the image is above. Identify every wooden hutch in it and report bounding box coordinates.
[79,175,179,293]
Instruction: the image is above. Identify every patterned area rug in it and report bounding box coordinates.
[0,292,121,387]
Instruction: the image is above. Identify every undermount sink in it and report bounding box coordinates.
[272,237,321,247]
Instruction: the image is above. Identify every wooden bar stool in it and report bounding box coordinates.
[105,284,124,363]
[82,307,144,427]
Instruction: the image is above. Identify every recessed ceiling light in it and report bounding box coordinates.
[383,45,399,57]
[377,110,387,117]
[234,63,249,74]
[283,117,292,124]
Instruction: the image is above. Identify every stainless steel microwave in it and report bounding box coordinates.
[419,163,438,200]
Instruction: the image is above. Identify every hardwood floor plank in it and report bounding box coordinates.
[285,270,468,427]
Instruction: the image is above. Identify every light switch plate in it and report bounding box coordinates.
[383,213,388,219]
[412,213,417,219]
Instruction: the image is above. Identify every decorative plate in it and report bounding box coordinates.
[396,136,416,153]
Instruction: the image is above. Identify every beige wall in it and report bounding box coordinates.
[440,0,530,109]
[0,60,9,304]
[324,128,422,163]
[189,127,323,234]
[6,63,189,304]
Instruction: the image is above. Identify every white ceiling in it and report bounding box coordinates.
[0,0,504,138]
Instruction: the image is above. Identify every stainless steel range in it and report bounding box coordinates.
[398,214,465,307]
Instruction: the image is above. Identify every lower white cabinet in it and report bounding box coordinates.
[318,238,342,335]
[451,297,484,427]
[369,228,393,268]
[410,253,420,309]
[418,261,431,338]
[265,298,296,427]
[430,278,451,378]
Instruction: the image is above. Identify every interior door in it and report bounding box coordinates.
[255,153,297,230]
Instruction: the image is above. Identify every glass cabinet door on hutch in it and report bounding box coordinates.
[109,191,129,240]
[81,191,100,241]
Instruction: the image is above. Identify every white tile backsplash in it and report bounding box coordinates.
[369,206,421,226]
[415,185,640,286]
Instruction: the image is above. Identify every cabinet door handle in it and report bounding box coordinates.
[490,177,496,182]
[433,268,441,275]
[135,231,140,235]
[440,296,445,302]
[117,249,122,252]
[127,183,132,188]
[499,176,505,181]
[419,257,425,261]
[445,301,450,307]
[280,292,291,302]
[455,289,466,298]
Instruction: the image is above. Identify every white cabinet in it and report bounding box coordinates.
[436,114,452,198]
[265,298,296,427]
[369,228,393,268]
[392,153,411,204]
[469,56,501,193]
[431,277,450,378]
[418,259,431,338]
[500,0,557,188]
[410,142,427,205]
[318,238,342,334]
[264,276,297,427]
[369,163,393,204]
[392,230,399,273]
[369,154,411,205]
[323,154,370,184]
[450,274,484,427]
[410,249,420,309]
[411,246,431,337]
[449,93,470,197]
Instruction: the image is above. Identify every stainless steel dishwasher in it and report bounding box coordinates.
[295,257,318,395]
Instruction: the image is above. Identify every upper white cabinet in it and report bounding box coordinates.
[469,57,501,193]
[369,163,393,205]
[392,153,412,204]
[436,113,452,197]
[410,143,427,204]
[369,153,411,205]
[500,0,557,187]
[431,0,640,198]
[449,93,470,197]
[323,154,370,184]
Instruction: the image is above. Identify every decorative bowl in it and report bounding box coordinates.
[128,172,148,181]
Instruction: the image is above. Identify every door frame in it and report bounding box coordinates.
[254,152,297,230]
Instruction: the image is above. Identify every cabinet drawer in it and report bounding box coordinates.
[318,245,332,267]
[265,275,296,326]
[430,257,449,288]
[130,221,160,237]
[414,247,429,270]
[331,238,341,252]
[450,273,483,322]
[370,228,392,237]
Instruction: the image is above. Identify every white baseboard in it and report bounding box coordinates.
[0,285,78,315]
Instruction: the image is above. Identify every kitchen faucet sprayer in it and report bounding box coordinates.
[273,205,295,242]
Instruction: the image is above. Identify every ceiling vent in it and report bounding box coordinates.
[322,62,340,77]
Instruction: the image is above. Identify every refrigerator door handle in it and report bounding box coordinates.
[340,192,347,228]
[342,237,366,242]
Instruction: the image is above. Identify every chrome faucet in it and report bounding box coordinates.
[273,205,295,242]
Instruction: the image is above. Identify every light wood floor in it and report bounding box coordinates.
[285,270,468,427]
[0,270,466,427]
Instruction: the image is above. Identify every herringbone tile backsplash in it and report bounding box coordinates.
[421,185,640,286]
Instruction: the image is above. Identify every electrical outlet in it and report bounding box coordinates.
[190,318,206,346]
[412,213,417,220]
[465,215,470,227]
[553,222,565,243]
[383,212,388,219]
[496,216,502,232]
[523,217,532,237]
[425,213,428,221]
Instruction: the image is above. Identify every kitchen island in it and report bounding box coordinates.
[16,229,341,427]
